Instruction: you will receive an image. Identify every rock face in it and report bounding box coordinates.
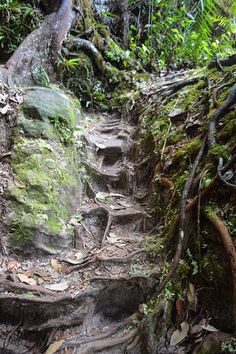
[5,87,81,253]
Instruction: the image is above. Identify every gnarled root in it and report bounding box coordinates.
[5,0,74,85]
[205,211,236,331]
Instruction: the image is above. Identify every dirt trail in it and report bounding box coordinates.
[0,111,154,353]
[0,70,194,353]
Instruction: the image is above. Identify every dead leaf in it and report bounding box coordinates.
[75,251,85,260]
[61,258,82,265]
[96,192,109,201]
[187,282,198,310]
[44,339,65,354]
[109,204,125,210]
[117,200,133,208]
[34,271,51,282]
[17,273,37,286]
[14,178,25,189]
[50,259,62,271]
[200,324,219,332]
[170,321,189,346]
[7,259,20,271]
[176,299,186,318]
[95,143,106,149]
[168,108,185,118]
[43,281,69,292]
[0,104,11,115]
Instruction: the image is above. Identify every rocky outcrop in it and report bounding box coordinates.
[5,87,82,253]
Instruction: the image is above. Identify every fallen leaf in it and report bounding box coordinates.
[0,104,11,115]
[43,281,69,292]
[34,271,51,282]
[176,299,186,318]
[109,204,124,210]
[117,200,133,208]
[96,192,109,200]
[75,251,85,260]
[44,339,65,354]
[17,273,37,286]
[7,259,20,271]
[95,143,106,149]
[170,321,189,346]
[168,108,184,118]
[200,324,219,332]
[14,178,25,189]
[187,282,198,310]
[61,257,83,265]
[50,259,63,271]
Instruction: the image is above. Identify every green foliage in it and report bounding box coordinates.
[128,0,235,70]
[222,338,236,353]
[0,0,42,56]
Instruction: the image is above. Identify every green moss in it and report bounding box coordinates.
[9,222,34,248]
[7,132,80,249]
[209,143,230,161]
[175,138,202,159]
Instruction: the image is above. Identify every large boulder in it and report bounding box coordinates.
[5,87,82,254]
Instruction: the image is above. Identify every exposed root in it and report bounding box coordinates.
[217,157,236,190]
[101,214,112,246]
[90,275,147,282]
[186,153,236,211]
[0,293,72,303]
[0,275,63,297]
[164,78,199,96]
[29,314,84,331]
[3,322,21,350]
[5,0,74,85]
[65,327,139,353]
[80,220,97,242]
[205,211,236,331]
[125,334,141,352]
[208,83,236,147]
[208,54,236,69]
[71,38,106,73]
[157,136,207,292]
[66,255,97,273]
[97,249,146,263]
[63,313,139,347]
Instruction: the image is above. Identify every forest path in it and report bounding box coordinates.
[0,70,194,353]
[0,111,154,354]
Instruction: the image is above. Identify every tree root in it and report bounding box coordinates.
[66,255,97,273]
[64,327,139,353]
[204,211,236,331]
[208,54,236,70]
[101,214,112,246]
[217,157,236,190]
[0,293,72,303]
[90,275,147,283]
[125,334,141,352]
[208,83,236,147]
[156,137,207,293]
[0,275,65,297]
[5,0,74,85]
[71,38,106,73]
[164,78,199,96]
[63,313,139,348]
[28,314,84,331]
[97,249,146,262]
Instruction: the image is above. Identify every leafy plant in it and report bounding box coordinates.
[0,0,42,56]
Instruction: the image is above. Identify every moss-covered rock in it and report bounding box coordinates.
[5,87,82,253]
